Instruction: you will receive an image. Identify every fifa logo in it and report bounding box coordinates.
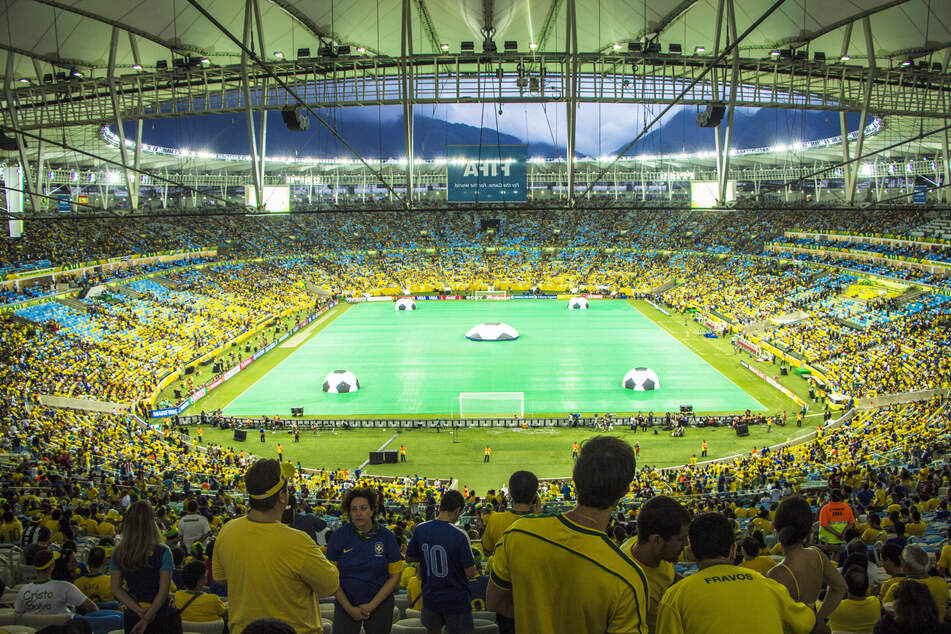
[462,160,512,177]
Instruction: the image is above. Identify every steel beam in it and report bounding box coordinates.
[839,23,854,197]
[107,27,138,210]
[717,0,740,205]
[846,17,876,204]
[253,0,269,189]
[565,0,578,204]
[3,54,41,212]
[241,0,264,210]
[942,122,951,204]
[401,0,415,205]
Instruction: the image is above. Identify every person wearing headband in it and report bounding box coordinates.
[213,459,338,634]
[14,549,97,616]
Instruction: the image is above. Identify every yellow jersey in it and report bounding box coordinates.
[481,510,532,555]
[938,545,951,570]
[739,556,777,575]
[883,575,949,614]
[491,514,649,634]
[656,563,814,634]
[620,537,675,634]
[212,516,339,634]
[825,596,881,633]
[74,573,113,602]
[173,590,227,622]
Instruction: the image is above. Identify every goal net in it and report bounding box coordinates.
[458,392,524,419]
[474,290,510,300]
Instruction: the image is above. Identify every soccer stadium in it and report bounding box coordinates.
[1,0,951,632]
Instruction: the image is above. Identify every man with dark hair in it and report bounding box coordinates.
[481,471,540,556]
[407,490,476,634]
[621,496,690,634]
[178,499,211,552]
[487,436,649,633]
[213,459,338,634]
[819,489,854,545]
[655,513,815,634]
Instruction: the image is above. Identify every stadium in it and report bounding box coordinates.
[1,0,951,632]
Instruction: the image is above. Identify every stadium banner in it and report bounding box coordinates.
[367,296,393,302]
[205,376,225,393]
[222,366,240,382]
[150,406,180,418]
[189,387,207,401]
[414,295,440,300]
[239,358,253,370]
[736,336,761,356]
[347,297,367,303]
[511,295,557,299]
[584,294,604,299]
[440,295,463,300]
[740,361,807,407]
[447,144,527,202]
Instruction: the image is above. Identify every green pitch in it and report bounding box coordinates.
[223,300,763,417]
[198,424,807,494]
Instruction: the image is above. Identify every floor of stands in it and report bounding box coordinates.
[223,300,765,417]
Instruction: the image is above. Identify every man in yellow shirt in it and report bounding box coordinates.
[656,513,815,634]
[825,565,881,634]
[882,545,949,614]
[481,470,540,556]
[213,459,339,634]
[488,436,649,634]
[621,495,690,634]
[73,547,113,603]
[738,537,776,575]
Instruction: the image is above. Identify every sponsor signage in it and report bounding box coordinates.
[150,407,179,418]
[511,295,557,299]
[447,144,527,202]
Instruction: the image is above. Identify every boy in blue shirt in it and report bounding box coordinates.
[407,490,476,634]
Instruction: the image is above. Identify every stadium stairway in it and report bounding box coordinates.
[54,296,88,313]
[115,285,145,300]
[150,276,182,291]
[650,279,678,294]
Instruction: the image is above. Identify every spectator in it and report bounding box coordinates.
[655,513,815,634]
[877,543,906,600]
[327,487,402,634]
[825,565,881,634]
[739,537,777,575]
[243,619,296,634]
[406,490,476,634]
[875,579,951,634]
[487,436,648,633]
[75,547,114,603]
[481,470,540,556]
[621,495,691,634]
[15,550,97,616]
[109,501,179,634]
[213,459,338,634]
[767,495,847,625]
[174,561,226,623]
[819,489,855,545]
[292,503,328,545]
[881,545,949,615]
[25,526,52,565]
[177,500,211,552]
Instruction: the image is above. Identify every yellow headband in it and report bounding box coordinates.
[35,551,60,571]
[248,462,295,499]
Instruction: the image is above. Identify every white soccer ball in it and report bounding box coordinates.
[465,322,520,341]
[322,369,360,393]
[394,298,416,311]
[568,297,589,310]
[622,367,660,391]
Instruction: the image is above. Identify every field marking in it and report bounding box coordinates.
[218,304,349,413]
[628,300,768,411]
[356,432,401,471]
[281,309,336,348]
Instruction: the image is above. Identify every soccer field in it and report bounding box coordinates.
[222,300,764,417]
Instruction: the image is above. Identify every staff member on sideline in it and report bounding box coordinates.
[327,487,402,634]
[213,460,339,634]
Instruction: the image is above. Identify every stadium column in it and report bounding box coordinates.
[845,17,876,205]
[942,123,951,205]
[128,33,145,211]
[565,0,578,205]
[716,0,740,206]
[401,0,415,205]
[838,23,854,202]
[2,53,41,215]
[108,27,139,212]
[252,0,269,190]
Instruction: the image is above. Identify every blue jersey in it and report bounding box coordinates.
[327,523,401,606]
[407,519,475,613]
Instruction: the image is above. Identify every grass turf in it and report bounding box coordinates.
[222,300,764,417]
[197,423,815,494]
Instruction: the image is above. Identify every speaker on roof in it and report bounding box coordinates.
[281,106,310,132]
[696,103,726,128]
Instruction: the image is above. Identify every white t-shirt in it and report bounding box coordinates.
[178,513,211,549]
[15,580,88,614]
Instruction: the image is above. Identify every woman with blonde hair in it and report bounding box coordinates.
[109,501,182,634]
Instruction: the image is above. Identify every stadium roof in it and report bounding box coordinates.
[0,0,949,185]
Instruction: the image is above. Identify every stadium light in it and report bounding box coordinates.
[17,78,28,84]
[901,59,913,67]
[694,46,706,54]
[612,43,622,51]
[71,69,83,78]
[528,42,538,50]
[770,50,781,58]
[131,64,143,70]
[440,43,449,51]
[840,55,851,62]
[273,51,284,59]
[356,47,366,54]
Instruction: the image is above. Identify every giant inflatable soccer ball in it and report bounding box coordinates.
[322,369,360,393]
[622,367,660,391]
[568,297,589,310]
[395,298,416,311]
[465,322,520,341]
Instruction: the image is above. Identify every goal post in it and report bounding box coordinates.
[474,290,510,300]
[458,392,524,419]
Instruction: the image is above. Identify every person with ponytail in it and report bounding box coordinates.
[109,501,181,634]
[767,495,847,630]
